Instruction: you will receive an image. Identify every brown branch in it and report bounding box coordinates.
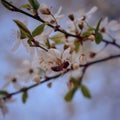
[3,70,69,99]
[2,54,120,100]
[78,54,120,84]
[1,0,82,40]
[102,39,120,49]
[2,0,120,50]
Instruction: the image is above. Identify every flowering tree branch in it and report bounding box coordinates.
[2,0,120,47]
[2,54,120,100]
[1,0,120,115]
[1,0,82,39]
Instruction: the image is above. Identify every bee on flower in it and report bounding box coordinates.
[38,48,72,73]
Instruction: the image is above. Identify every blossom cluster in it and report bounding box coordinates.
[1,0,120,116]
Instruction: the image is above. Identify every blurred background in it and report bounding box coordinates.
[0,0,120,120]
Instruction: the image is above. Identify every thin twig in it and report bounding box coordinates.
[103,39,120,49]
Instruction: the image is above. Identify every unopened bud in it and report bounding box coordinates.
[47,82,52,88]
[88,34,95,41]
[33,75,40,83]
[80,54,86,64]
[72,63,79,70]
[78,22,84,30]
[68,14,74,21]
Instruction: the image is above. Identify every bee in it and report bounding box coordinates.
[51,61,69,72]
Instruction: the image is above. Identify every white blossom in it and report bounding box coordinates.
[3,73,21,90]
[38,48,71,72]
[40,5,64,24]
[77,6,97,22]
[99,17,120,39]
[17,59,41,83]
[115,31,120,40]
[67,6,97,34]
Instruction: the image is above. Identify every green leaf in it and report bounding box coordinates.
[0,90,8,95]
[81,85,91,98]
[95,18,102,33]
[1,1,13,10]
[32,24,45,37]
[28,0,40,10]
[45,39,51,49]
[20,30,27,39]
[64,88,77,102]
[14,20,32,38]
[27,39,33,46]
[95,32,103,44]
[50,33,65,44]
[95,18,103,44]
[22,91,28,103]
[74,40,80,53]
[20,4,32,10]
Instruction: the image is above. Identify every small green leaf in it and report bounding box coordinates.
[81,85,91,98]
[95,32,103,44]
[74,40,80,53]
[20,30,27,39]
[28,0,40,10]
[27,39,33,46]
[32,24,45,37]
[95,18,102,33]
[22,91,28,103]
[14,20,32,38]
[50,33,65,44]
[95,18,103,44]
[20,4,32,10]
[1,0,13,10]
[0,90,8,95]
[45,39,51,49]
[64,88,77,102]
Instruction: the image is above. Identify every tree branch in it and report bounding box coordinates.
[1,0,82,40]
[78,54,120,84]
[102,39,120,49]
[2,54,120,99]
[2,0,120,50]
